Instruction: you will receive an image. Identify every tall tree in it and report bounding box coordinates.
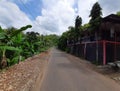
[75,16,82,31]
[89,2,102,63]
[89,2,102,31]
[75,16,82,41]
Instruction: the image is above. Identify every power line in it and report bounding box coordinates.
[19,0,42,27]
[18,0,48,35]
[19,0,36,19]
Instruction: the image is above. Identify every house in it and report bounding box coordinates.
[69,14,120,65]
[98,14,120,41]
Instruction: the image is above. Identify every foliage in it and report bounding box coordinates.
[58,3,102,51]
[58,31,68,51]
[44,34,59,46]
[67,26,75,40]
[75,16,82,31]
[116,11,120,16]
[89,2,102,31]
[75,16,82,40]
[81,23,90,31]
[0,25,58,69]
[0,25,32,69]
[89,2,102,19]
[58,16,83,51]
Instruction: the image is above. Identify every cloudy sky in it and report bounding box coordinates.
[0,0,120,35]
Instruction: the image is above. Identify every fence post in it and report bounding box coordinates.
[95,33,99,64]
[84,43,87,59]
[103,40,106,65]
[114,41,116,62]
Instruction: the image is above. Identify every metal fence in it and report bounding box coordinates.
[68,41,120,65]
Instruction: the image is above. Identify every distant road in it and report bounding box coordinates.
[40,48,120,91]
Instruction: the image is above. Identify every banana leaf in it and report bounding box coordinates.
[10,25,32,38]
[0,46,22,52]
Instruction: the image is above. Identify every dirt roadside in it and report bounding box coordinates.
[0,50,50,91]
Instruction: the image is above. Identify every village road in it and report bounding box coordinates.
[39,48,120,91]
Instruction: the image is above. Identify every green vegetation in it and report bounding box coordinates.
[89,2,102,32]
[116,11,120,16]
[0,25,59,69]
[58,2,102,51]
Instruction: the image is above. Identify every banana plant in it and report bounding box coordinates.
[0,45,21,68]
[0,25,32,69]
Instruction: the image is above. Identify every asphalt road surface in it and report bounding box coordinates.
[40,48,120,91]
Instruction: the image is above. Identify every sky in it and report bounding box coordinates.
[0,0,120,35]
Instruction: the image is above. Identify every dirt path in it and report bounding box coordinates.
[0,51,50,91]
[39,48,120,91]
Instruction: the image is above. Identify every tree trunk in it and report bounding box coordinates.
[1,50,7,69]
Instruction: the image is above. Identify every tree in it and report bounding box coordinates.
[81,23,90,31]
[0,25,32,68]
[68,26,75,40]
[89,2,102,63]
[75,16,82,39]
[22,31,40,57]
[58,31,69,51]
[75,16,82,31]
[89,2,102,31]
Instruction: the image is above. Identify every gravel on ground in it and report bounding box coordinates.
[0,50,50,91]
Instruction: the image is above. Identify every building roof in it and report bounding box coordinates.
[102,14,120,23]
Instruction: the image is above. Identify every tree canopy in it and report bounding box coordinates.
[58,2,103,51]
[75,16,82,31]
[89,2,102,31]
[0,25,59,69]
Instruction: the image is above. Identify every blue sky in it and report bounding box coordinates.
[0,0,120,35]
[10,0,43,20]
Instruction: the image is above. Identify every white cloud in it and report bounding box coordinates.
[0,0,32,29]
[38,0,101,34]
[99,0,120,16]
[18,0,120,35]
[0,0,120,35]
[77,0,98,24]
[35,0,76,34]
[0,0,76,35]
